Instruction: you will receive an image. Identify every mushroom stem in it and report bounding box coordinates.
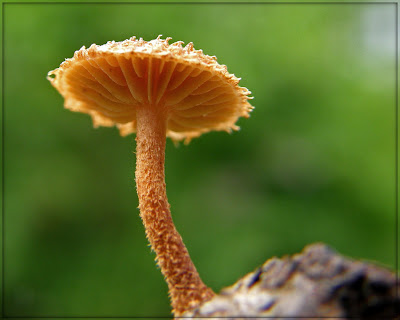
[135,105,215,315]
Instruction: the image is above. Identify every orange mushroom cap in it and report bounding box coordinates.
[48,35,253,143]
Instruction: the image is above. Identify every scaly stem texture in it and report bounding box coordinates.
[135,105,215,316]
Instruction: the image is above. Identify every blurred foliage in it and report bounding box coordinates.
[2,2,396,317]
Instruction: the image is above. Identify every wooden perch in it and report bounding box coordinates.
[181,243,399,319]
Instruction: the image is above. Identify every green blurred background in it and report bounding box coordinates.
[3,2,397,317]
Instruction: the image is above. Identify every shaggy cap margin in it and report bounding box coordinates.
[48,35,253,143]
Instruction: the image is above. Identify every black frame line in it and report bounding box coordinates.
[0,1,399,4]
[1,1,4,319]
[396,2,399,317]
[1,1,398,319]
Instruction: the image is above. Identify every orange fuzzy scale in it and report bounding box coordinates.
[47,36,253,316]
[48,35,253,143]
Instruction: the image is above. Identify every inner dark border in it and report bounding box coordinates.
[1,1,398,319]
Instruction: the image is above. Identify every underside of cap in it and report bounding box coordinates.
[48,36,253,143]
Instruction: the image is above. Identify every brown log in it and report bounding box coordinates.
[181,243,399,320]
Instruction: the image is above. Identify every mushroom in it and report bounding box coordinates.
[47,36,253,316]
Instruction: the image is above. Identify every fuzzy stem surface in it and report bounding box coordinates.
[135,105,215,315]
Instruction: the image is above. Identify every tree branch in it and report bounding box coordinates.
[181,243,399,319]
